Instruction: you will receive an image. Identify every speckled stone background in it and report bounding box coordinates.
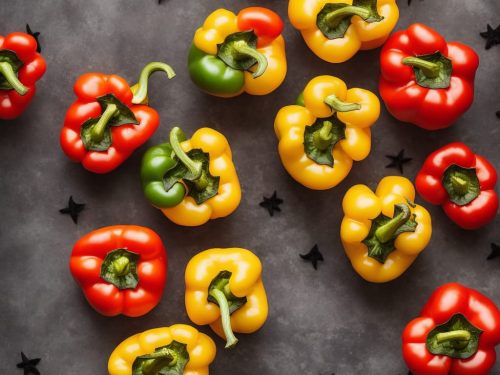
[1,0,499,374]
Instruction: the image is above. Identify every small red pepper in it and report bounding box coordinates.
[403,283,500,375]
[69,225,167,317]
[237,7,284,48]
[416,142,498,230]
[60,62,174,173]
[0,32,46,120]
[379,23,479,130]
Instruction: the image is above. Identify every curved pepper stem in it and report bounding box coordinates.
[233,41,268,78]
[436,330,471,349]
[324,6,371,26]
[140,348,176,374]
[209,288,239,349]
[402,57,440,78]
[90,104,118,142]
[313,121,334,151]
[324,94,361,112]
[375,204,411,244]
[0,61,28,95]
[132,62,176,104]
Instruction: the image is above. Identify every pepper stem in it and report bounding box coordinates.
[141,348,176,375]
[233,41,268,79]
[375,204,411,244]
[451,175,469,196]
[132,62,176,104]
[313,121,333,151]
[436,330,471,349]
[90,104,117,142]
[113,256,130,276]
[324,6,371,26]
[209,288,239,349]
[324,94,361,112]
[402,57,440,78]
[0,61,28,95]
[169,127,202,179]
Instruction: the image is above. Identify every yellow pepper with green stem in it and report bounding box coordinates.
[108,324,216,375]
[274,75,379,190]
[341,176,432,283]
[288,0,399,63]
[185,248,268,349]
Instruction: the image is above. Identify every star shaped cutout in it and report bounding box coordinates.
[17,352,40,375]
[300,244,324,270]
[26,24,41,53]
[259,191,283,217]
[385,149,412,174]
[480,24,500,50]
[496,111,500,119]
[59,196,85,224]
[487,243,500,260]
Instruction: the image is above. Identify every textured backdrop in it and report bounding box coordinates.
[1,0,499,374]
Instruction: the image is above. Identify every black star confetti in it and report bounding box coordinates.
[17,352,40,375]
[59,196,85,224]
[487,243,500,260]
[259,191,283,217]
[26,24,41,53]
[496,111,500,119]
[300,244,324,270]
[385,149,412,174]
[480,24,500,50]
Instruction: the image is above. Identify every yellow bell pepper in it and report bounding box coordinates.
[288,0,399,63]
[274,75,379,190]
[340,176,432,283]
[158,127,241,227]
[185,248,268,349]
[108,324,216,375]
[189,8,287,97]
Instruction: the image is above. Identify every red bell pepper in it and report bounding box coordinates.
[69,225,167,317]
[416,142,498,230]
[59,62,175,173]
[0,32,46,120]
[237,7,284,48]
[403,283,500,375]
[379,23,479,130]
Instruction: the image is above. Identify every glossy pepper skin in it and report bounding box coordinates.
[185,248,268,348]
[275,75,379,190]
[141,127,241,227]
[108,324,216,375]
[0,32,46,119]
[288,0,399,63]
[416,143,498,230]
[188,7,286,97]
[403,283,500,375]
[60,62,175,173]
[341,176,432,283]
[380,23,479,130]
[69,225,167,317]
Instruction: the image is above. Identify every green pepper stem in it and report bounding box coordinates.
[324,94,361,112]
[209,288,239,349]
[375,204,411,244]
[132,62,176,104]
[324,5,371,26]
[313,121,334,151]
[90,104,117,142]
[113,256,130,276]
[0,61,28,95]
[169,127,202,179]
[451,175,469,196]
[233,41,268,79]
[141,348,176,375]
[402,57,440,78]
[436,330,471,349]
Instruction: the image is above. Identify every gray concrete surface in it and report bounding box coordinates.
[1,0,499,373]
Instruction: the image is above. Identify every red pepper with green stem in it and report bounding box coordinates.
[403,283,500,375]
[59,62,175,173]
[379,23,479,130]
[416,142,498,230]
[0,32,46,120]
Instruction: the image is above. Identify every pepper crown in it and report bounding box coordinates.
[131,340,189,375]
[442,164,480,206]
[0,50,28,95]
[100,248,140,289]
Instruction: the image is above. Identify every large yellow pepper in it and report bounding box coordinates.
[108,324,216,375]
[341,176,432,283]
[274,75,379,190]
[185,248,268,349]
[189,8,287,97]
[288,0,399,63]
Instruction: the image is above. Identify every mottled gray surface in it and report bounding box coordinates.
[1,0,499,374]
